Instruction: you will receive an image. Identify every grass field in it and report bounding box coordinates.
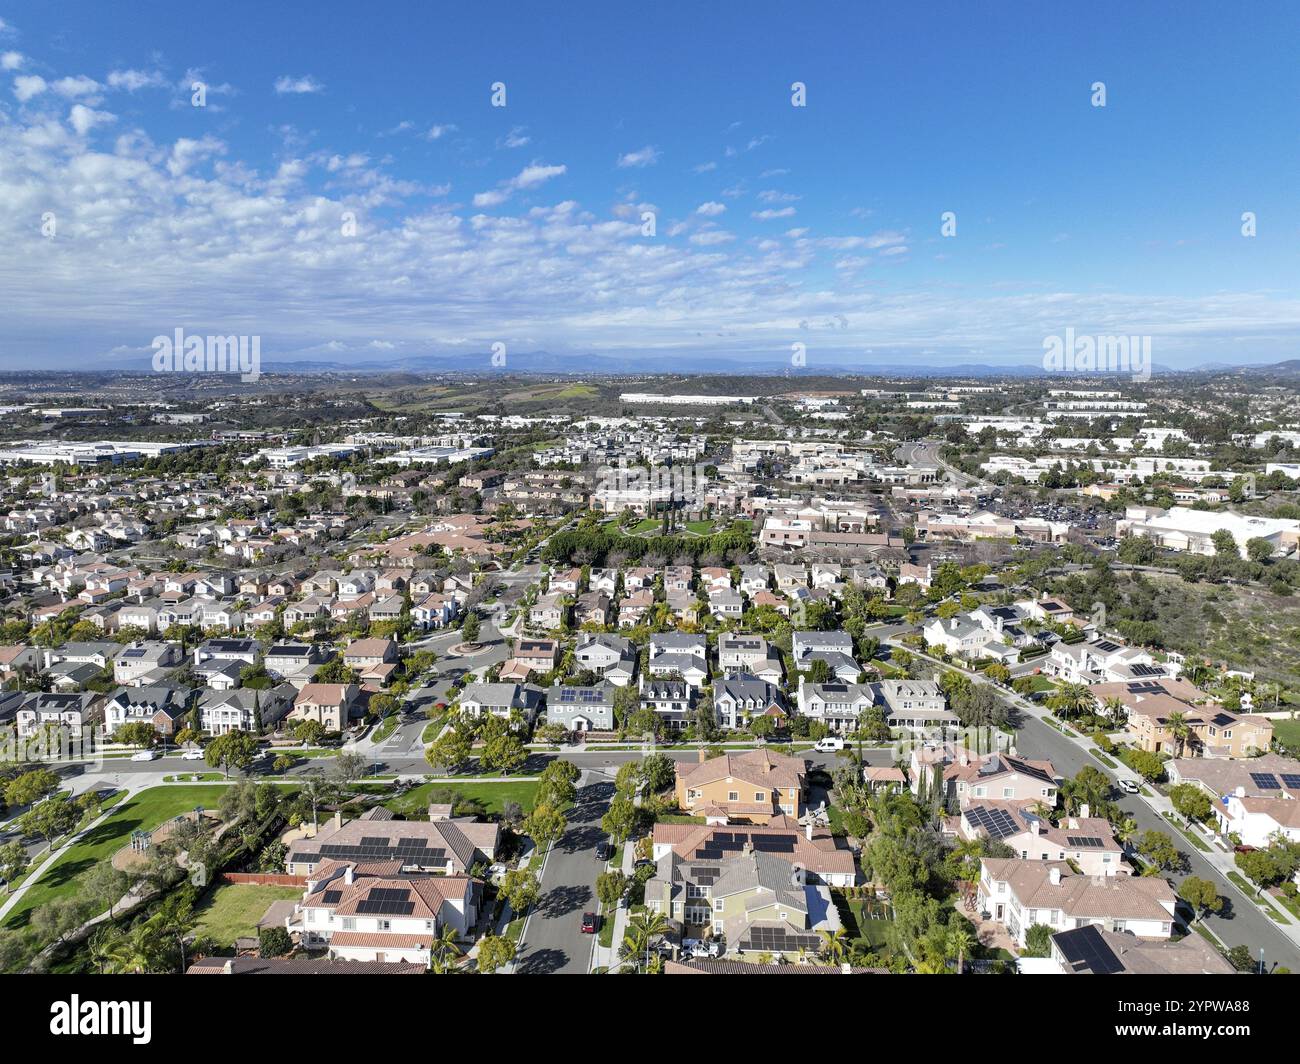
[1271,716,1300,749]
[384,780,541,818]
[193,883,303,947]
[4,785,237,931]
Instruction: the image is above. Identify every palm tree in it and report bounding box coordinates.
[620,910,669,972]
[948,926,974,975]
[1114,816,1138,849]
[1166,711,1191,758]
[818,927,848,964]
[430,924,462,967]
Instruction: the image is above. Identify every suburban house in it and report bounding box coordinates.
[103,685,192,737]
[574,633,636,686]
[457,681,544,726]
[285,807,499,878]
[715,675,788,731]
[113,641,183,686]
[15,691,103,739]
[546,681,616,732]
[674,748,806,824]
[648,632,709,688]
[717,634,782,681]
[290,683,366,732]
[1047,923,1233,975]
[638,677,695,730]
[959,801,1126,876]
[978,858,1177,947]
[199,684,296,735]
[791,629,860,681]
[911,745,1060,810]
[1091,678,1273,758]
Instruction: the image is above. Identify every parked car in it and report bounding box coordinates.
[130,749,159,762]
[689,939,723,958]
[1118,778,1139,794]
[181,749,205,761]
[581,911,599,934]
[814,736,846,752]
[595,842,613,862]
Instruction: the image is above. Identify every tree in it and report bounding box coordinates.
[426,727,472,774]
[476,932,516,974]
[596,871,628,909]
[460,610,481,644]
[81,861,130,918]
[479,731,526,775]
[1123,748,1166,782]
[205,730,260,778]
[601,792,639,844]
[1177,876,1223,923]
[1169,783,1211,824]
[259,926,292,957]
[4,768,61,809]
[20,794,78,851]
[1136,830,1186,873]
[641,752,675,794]
[948,925,974,975]
[31,896,91,946]
[1235,849,1280,893]
[500,868,540,913]
[1246,537,1275,563]
[818,926,848,963]
[523,803,567,851]
[1022,923,1053,958]
[329,751,369,786]
[1211,529,1238,557]
[536,759,579,808]
[115,721,158,749]
[0,841,30,894]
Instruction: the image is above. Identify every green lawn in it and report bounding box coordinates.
[1271,717,1300,749]
[384,780,541,818]
[684,521,714,536]
[193,883,303,947]
[4,785,238,931]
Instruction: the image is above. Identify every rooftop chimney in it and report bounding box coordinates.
[1078,803,1090,820]
[1049,867,1062,886]
[805,820,814,841]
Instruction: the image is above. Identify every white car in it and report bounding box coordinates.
[689,939,723,958]
[130,749,160,762]
[814,737,846,752]
[1118,778,1140,795]
[181,749,205,761]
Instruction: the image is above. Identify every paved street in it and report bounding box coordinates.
[515,773,614,973]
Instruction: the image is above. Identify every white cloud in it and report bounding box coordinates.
[617,145,659,168]
[511,162,566,189]
[13,74,46,101]
[690,229,735,246]
[68,104,114,136]
[752,207,796,220]
[501,126,530,148]
[425,123,457,140]
[51,76,103,99]
[472,188,511,208]
[274,74,324,95]
[692,161,717,173]
[1,51,23,71]
[757,189,799,204]
[695,202,726,217]
[107,69,168,92]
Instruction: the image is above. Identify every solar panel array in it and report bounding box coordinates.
[1250,772,1281,790]
[1282,774,1300,789]
[692,831,798,861]
[964,806,1020,840]
[1066,836,1105,848]
[321,889,343,904]
[1054,925,1123,975]
[558,687,608,704]
[1130,663,1164,678]
[690,865,721,886]
[356,887,415,915]
[318,835,448,866]
[742,926,819,954]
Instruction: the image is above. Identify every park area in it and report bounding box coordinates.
[193,882,303,948]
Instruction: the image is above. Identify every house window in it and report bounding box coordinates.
[378,920,391,931]
[341,918,356,930]
[714,900,724,913]
[754,792,765,803]
[728,791,739,802]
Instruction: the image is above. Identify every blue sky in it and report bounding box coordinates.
[1,1,1298,372]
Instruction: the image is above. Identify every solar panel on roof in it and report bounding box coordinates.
[1250,772,1281,790]
[1280,774,1300,789]
[1053,924,1124,975]
[965,806,1019,840]
[1066,836,1105,848]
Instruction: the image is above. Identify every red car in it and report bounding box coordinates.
[581,912,599,934]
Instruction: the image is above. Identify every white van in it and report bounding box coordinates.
[814,737,846,752]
